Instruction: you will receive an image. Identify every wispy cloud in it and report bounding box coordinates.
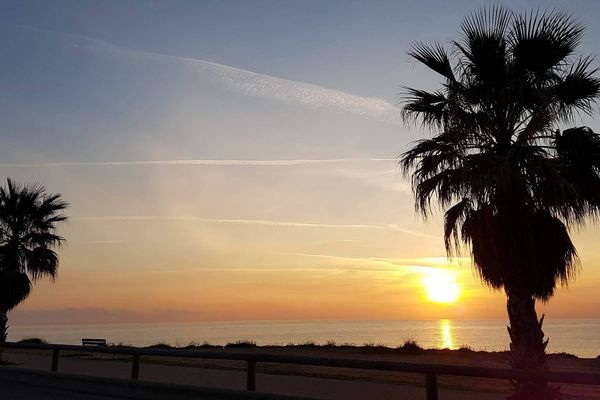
[69,216,438,239]
[157,266,412,274]
[0,158,396,168]
[288,252,466,268]
[384,224,438,239]
[19,25,403,124]
[204,218,385,230]
[307,239,362,246]
[84,240,125,244]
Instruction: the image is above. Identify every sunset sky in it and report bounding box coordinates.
[2,0,600,325]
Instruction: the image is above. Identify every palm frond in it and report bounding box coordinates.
[401,88,448,129]
[554,57,600,120]
[556,127,600,168]
[444,198,472,253]
[0,179,67,311]
[456,6,511,87]
[516,108,554,141]
[408,42,455,81]
[463,208,577,300]
[554,127,600,218]
[510,9,583,73]
[25,247,59,281]
[461,5,512,41]
[0,272,31,311]
[415,168,466,213]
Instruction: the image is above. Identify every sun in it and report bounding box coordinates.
[423,269,460,303]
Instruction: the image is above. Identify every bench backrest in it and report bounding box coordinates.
[82,338,107,346]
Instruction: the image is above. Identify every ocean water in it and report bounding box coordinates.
[8,319,600,358]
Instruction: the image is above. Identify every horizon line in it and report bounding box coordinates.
[8,316,593,329]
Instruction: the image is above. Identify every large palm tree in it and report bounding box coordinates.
[0,179,68,343]
[400,7,600,400]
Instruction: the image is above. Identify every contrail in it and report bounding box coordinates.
[16,25,403,124]
[205,218,388,230]
[384,224,438,239]
[0,158,396,168]
[288,253,458,270]
[71,215,393,229]
[164,266,411,274]
[69,216,437,238]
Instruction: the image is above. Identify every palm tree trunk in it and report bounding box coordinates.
[505,292,558,400]
[0,310,7,362]
[0,310,7,344]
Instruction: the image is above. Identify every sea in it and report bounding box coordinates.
[8,319,600,358]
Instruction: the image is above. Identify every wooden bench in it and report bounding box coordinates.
[81,338,107,358]
[81,338,107,347]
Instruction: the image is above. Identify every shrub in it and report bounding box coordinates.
[17,337,47,344]
[225,340,257,348]
[397,339,424,354]
[146,342,174,350]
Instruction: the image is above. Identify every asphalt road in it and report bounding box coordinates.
[0,380,120,399]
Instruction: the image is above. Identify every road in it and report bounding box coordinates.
[0,379,119,400]
[2,351,504,400]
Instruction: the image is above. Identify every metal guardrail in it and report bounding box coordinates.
[2,342,600,400]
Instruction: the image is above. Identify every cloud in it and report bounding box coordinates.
[0,158,396,168]
[383,224,438,239]
[288,253,466,271]
[158,266,415,274]
[18,25,403,124]
[83,240,125,244]
[69,215,438,238]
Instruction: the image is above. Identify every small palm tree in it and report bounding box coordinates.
[400,7,600,400]
[0,179,68,343]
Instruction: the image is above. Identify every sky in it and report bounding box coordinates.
[1,0,600,325]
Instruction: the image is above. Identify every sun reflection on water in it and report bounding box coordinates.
[440,319,455,349]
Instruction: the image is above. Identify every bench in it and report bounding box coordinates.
[81,338,107,358]
[81,338,107,347]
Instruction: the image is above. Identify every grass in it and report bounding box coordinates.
[129,339,580,358]
[224,340,257,348]
[183,341,222,350]
[146,342,174,350]
[10,336,577,359]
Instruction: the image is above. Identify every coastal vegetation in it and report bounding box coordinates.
[14,336,588,358]
[0,179,68,345]
[400,7,600,400]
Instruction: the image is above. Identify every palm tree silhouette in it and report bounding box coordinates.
[400,7,600,400]
[0,179,68,344]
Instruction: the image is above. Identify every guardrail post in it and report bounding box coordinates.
[246,360,256,391]
[51,349,60,372]
[425,372,438,400]
[131,354,140,380]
